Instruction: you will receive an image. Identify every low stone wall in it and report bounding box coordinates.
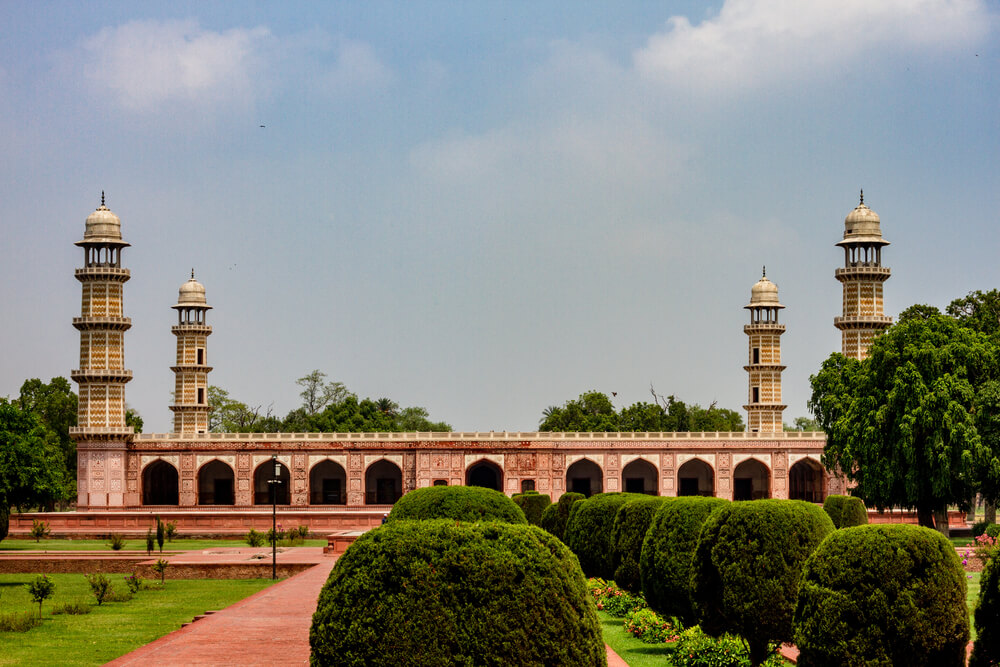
[0,555,314,579]
[867,509,968,528]
[8,508,387,539]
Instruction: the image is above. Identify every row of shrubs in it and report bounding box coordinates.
[560,490,973,666]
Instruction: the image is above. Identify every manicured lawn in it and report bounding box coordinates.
[597,610,674,667]
[969,571,981,640]
[0,573,275,665]
[0,537,326,551]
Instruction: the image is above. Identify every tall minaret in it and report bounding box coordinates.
[170,271,213,434]
[834,191,891,359]
[70,193,133,508]
[744,269,786,433]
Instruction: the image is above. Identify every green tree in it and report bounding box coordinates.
[125,406,143,433]
[810,311,997,532]
[296,370,353,415]
[17,377,76,488]
[0,400,66,540]
[947,289,1000,336]
[540,390,742,432]
[785,416,821,432]
[208,386,268,433]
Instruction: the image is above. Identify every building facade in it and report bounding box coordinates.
[71,195,862,513]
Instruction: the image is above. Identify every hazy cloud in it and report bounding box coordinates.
[78,20,270,111]
[635,0,991,93]
[319,38,394,94]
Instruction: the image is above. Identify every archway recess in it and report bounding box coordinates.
[677,459,715,497]
[622,459,658,495]
[366,460,402,505]
[789,458,824,503]
[197,460,235,506]
[142,460,179,505]
[254,461,290,505]
[733,459,771,501]
[466,460,503,491]
[310,460,347,505]
[565,459,603,497]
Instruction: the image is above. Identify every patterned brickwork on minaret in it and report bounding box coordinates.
[744,269,786,433]
[170,271,213,434]
[834,191,891,359]
[70,194,134,508]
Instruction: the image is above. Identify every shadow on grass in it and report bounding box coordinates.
[600,618,674,659]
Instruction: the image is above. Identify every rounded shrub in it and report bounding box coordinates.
[512,491,551,526]
[692,499,834,666]
[310,519,606,667]
[387,485,526,524]
[640,495,728,623]
[540,492,584,541]
[838,496,868,527]
[564,493,643,579]
[821,495,847,528]
[610,495,669,592]
[795,524,968,666]
[971,555,1000,667]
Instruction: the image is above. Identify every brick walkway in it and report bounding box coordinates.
[106,552,627,666]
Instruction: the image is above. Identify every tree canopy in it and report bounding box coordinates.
[539,390,743,432]
[809,307,999,529]
[209,371,451,433]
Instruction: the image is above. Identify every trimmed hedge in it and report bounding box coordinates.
[310,520,606,666]
[971,555,1000,667]
[640,496,728,623]
[822,494,868,528]
[512,491,551,526]
[795,524,968,666]
[541,492,585,541]
[386,485,526,524]
[564,493,643,579]
[692,499,834,666]
[610,496,669,592]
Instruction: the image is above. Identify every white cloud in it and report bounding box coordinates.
[320,38,394,93]
[78,20,270,111]
[635,0,992,93]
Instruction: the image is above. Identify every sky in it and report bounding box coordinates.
[1,1,998,434]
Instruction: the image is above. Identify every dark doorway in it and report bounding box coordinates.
[254,461,290,505]
[622,459,658,495]
[466,460,503,491]
[677,459,715,497]
[789,459,824,503]
[566,459,603,498]
[734,459,770,501]
[310,460,347,505]
[142,460,179,505]
[198,460,235,505]
[365,460,402,505]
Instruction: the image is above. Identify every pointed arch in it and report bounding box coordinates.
[309,459,348,505]
[622,458,658,495]
[253,460,290,505]
[734,458,771,501]
[197,459,235,506]
[789,457,824,503]
[677,458,715,497]
[141,459,178,506]
[365,459,402,505]
[465,458,503,491]
[566,458,603,497]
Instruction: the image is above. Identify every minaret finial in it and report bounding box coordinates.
[101,190,105,207]
[762,265,766,278]
[191,268,195,279]
[859,189,864,205]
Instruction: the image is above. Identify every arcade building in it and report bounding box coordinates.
[42,194,891,532]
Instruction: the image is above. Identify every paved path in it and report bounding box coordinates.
[107,551,627,666]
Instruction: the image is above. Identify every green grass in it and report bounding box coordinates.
[597,610,675,667]
[952,536,974,547]
[969,570,981,641]
[0,573,275,665]
[0,537,326,551]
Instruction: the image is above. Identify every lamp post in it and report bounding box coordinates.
[268,454,282,580]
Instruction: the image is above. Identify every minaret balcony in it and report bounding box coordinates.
[69,426,135,440]
[743,323,786,333]
[170,365,213,373]
[743,403,787,411]
[71,369,133,382]
[835,266,891,281]
[743,364,787,372]
[73,316,132,331]
[169,404,212,412]
[834,315,893,329]
[171,324,213,335]
[75,267,130,282]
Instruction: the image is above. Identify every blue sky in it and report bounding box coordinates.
[1,1,998,433]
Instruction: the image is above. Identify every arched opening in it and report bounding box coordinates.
[622,459,658,495]
[365,460,402,505]
[433,479,448,486]
[142,460,178,506]
[197,460,235,506]
[734,459,771,501]
[566,459,603,498]
[521,479,536,493]
[677,459,715,497]
[789,458,824,503]
[466,460,503,491]
[254,460,290,505]
[309,460,347,505]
